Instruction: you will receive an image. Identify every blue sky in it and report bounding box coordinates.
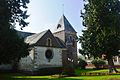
[16,0,84,49]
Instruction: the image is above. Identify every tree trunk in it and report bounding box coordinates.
[107,56,118,73]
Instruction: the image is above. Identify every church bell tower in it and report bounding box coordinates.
[53,15,78,67]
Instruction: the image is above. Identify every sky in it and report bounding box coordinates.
[16,0,84,49]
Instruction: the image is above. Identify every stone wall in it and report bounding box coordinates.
[33,46,62,69]
[19,46,63,71]
[65,31,78,66]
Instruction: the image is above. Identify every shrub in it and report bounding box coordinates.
[78,58,87,69]
[91,58,106,69]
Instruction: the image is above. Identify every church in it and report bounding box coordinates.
[18,15,78,71]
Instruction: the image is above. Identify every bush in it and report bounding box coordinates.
[91,58,106,69]
[78,58,87,69]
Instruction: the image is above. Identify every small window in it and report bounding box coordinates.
[46,38,52,46]
[69,36,72,41]
[57,24,61,29]
[69,36,75,47]
[72,39,75,47]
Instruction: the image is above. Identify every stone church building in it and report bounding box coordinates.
[18,15,78,71]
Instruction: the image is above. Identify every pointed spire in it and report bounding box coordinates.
[54,15,76,33]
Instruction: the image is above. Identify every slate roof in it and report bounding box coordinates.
[54,15,76,33]
[17,31,34,38]
[24,30,66,48]
[17,30,66,48]
[54,37,66,48]
[25,30,48,45]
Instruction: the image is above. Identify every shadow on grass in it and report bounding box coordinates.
[0,72,83,80]
[0,77,83,80]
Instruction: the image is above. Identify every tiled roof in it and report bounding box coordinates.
[54,15,76,33]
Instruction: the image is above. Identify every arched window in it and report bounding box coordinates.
[72,39,75,47]
[69,36,72,41]
[46,38,52,46]
[69,36,75,47]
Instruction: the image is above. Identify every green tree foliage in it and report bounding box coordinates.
[0,0,29,69]
[0,0,29,29]
[79,0,120,73]
[78,58,87,69]
[91,58,106,69]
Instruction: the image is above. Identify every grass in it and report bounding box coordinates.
[66,75,120,80]
[75,68,120,75]
[1,69,120,80]
[8,75,120,80]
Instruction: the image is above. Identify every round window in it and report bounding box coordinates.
[45,49,53,60]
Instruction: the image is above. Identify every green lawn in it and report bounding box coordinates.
[1,69,120,80]
[75,68,120,75]
[8,75,120,80]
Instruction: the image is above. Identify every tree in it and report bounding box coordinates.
[0,0,29,29]
[78,58,87,69]
[0,0,29,70]
[79,0,120,73]
[91,58,106,69]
